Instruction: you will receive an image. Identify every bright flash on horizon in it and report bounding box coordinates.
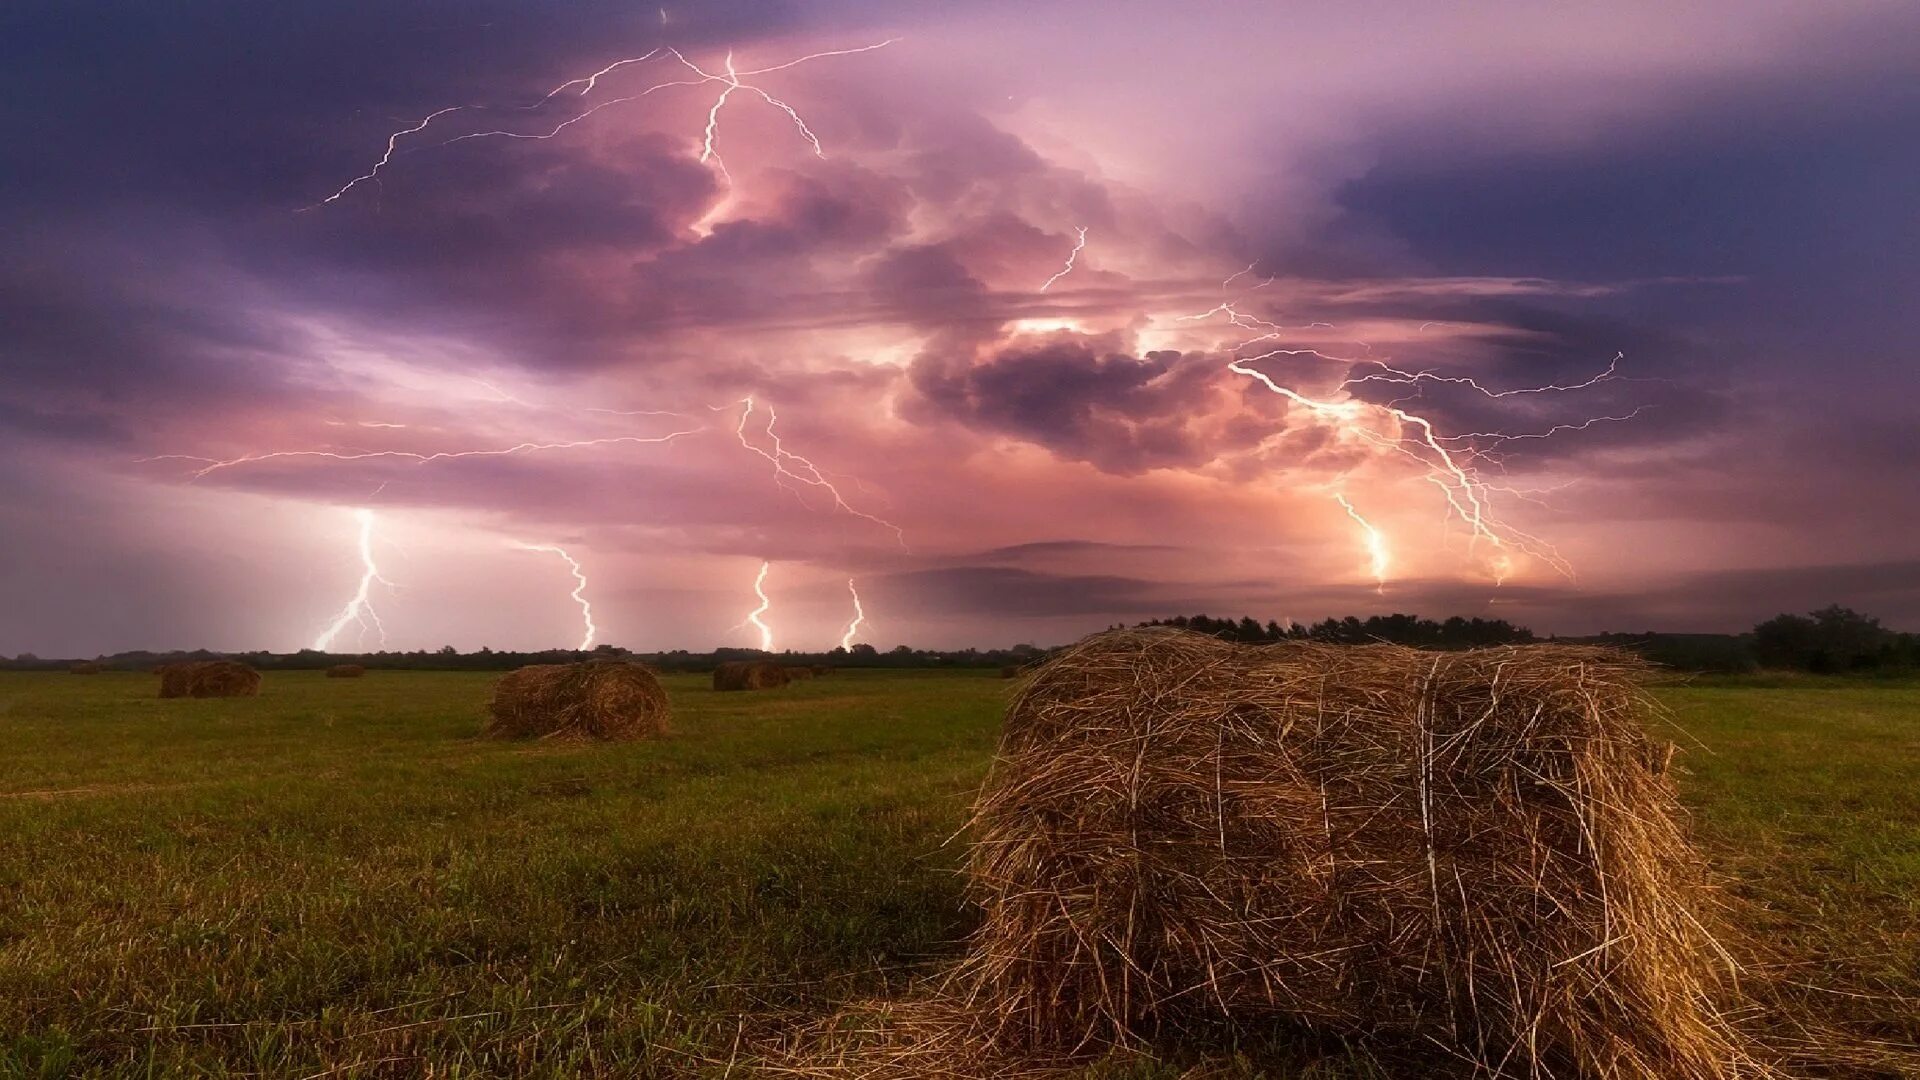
[840,577,866,650]
[737,560,775,651]
[513,542,598,650]
[1332,492,1390,593]
[313,508,391,652]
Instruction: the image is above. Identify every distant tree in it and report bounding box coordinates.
[1754,606,1893,671]
[849,643,878,658]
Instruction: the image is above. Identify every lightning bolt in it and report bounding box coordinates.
[1332,493,1390,593]
[514,542,597,650]
[729,396,906,545]
[840,577,866,650]
[140,427,699,480]
[735,560,775,651]
[1190,287,1633,582]
[313,508,391,651]
[1038,226,1087,292]
[313,38,899,208]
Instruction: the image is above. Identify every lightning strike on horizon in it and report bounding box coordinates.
[514,542,597,650]
[729,397,906,545]
[1038,226,1088,292]
[840,577,865,650]
[1332,493,1390,593]
[1192,289,1633,582]
[737,560,775,651]
[313,37,899,208]
[313,508,391,651]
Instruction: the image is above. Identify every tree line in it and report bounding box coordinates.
[6,606,1912,674]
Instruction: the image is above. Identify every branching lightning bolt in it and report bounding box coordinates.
[840,577,866,650]
[313,38,899,208]
[730,396,905,545]
[1332,493,1390,593]
[1189,289,1638,582]
[1038,226,1087,292]
[141,428,699,480]
[514,542,597,650]
[313,508,391,651]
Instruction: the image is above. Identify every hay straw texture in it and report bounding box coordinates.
[952,628,1761,1078]
[785,666,817,681]
[325,664,367,679]
[484,661,669,741]
[157,660,262,699]
[713,660,790,691]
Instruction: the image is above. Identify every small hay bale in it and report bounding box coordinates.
[713,660,790,691]
[157,660,262,699]
[68,661,103,675]
[484,660,668,741]
[325,664,367,679]
[953,627,1755,1077]
[784,665,816,681]
[998,665,1021,679]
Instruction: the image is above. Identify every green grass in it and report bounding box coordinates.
[0,670,1914,1077]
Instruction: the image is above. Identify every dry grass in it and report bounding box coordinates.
[156,660,261,699]
[715,660,791,692]
[325,664,367,679]
[779,628,1773,1079]
[483,661,669,742]
[68,662,102,675]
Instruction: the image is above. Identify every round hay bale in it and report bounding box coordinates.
[811,665,833,676]
[325,664,367,679]
[784,665,816,681]
[998,665,1022,679]
[68,661,103,675]
[953,627,1751,1076]
[157,660,261,699]
[713,660,790,691]
[484,660,668,741]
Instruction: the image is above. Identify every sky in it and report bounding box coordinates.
[3,0,1917,656]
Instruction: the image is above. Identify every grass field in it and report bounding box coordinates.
[1,669,1915,1078]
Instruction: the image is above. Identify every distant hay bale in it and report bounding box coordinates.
[811,665,833,676]
[325,664,367,679]
[157,660,261,699]
[998,665,1022,679]
[484,660,668,741]
[713,660,790,691]
[784,665,816,681]
[952,627,1756,1077]
[68,661,103,675]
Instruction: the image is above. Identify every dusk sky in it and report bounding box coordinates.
[4,0,1917,656]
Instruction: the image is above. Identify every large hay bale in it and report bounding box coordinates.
[484,660,668,741]
[325,664,367,679]
[954,628,1754,1077]
[811,665,833,676]
[784,665,816,681]
[713,660,790,691]
[157,660,261,699]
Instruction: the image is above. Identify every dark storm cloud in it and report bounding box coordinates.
[972,540,1184,563]
[910,335,1244,474]
[879,566,1195,619]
